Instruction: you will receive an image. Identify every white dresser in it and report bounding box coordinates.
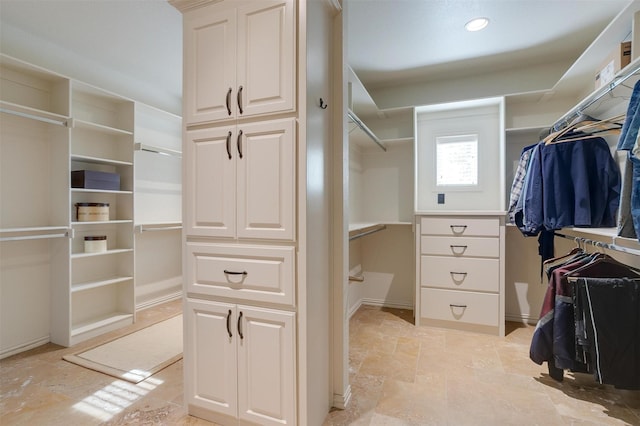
[415,212,505,336]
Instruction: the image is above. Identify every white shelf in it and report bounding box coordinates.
[135,222,182,233]
[71,312,134,337]
[71,188,133,195]
[72,220,133,226]
[70,118,133,136]
[71,276,133,293]
[71,248,134,259]
[71,154,133,167]
[0,100,68,126]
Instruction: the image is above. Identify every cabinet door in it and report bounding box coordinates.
[184,126,236,238]
[183,3,237,125]
[237,118,295,240]
[236,306,295,426]
[184,299,238,419]
[236,0,295,118]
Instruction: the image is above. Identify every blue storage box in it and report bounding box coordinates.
[71,170,120,191]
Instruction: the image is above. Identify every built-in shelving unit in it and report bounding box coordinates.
[0,54,183,356]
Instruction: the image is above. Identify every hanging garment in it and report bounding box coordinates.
[540,136,620,230]
[529,252,640,382]
[507,143,537,224]
[616,79,640,242]
[574,277,640,390]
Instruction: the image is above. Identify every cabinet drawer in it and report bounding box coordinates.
[420,288,499,327]
[420,236,499,257]
[420,217,499,237]
[186,243,295,306]
[421,256,499,292]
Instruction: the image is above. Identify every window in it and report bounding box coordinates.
[435,134,478,186]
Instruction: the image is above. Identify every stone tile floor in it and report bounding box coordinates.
[1,301,638,425]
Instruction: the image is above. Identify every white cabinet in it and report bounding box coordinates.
[416,214,505,336]
[185,298,295,426]
[184,118,295,241]
[183,0,295,125]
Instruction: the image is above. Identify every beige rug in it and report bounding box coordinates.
[63,315,183,383]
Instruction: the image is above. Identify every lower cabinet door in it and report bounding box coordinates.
[185,299,238,419]
[237,305,296,426]
[185,300,296,426]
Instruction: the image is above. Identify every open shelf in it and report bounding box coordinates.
[71,276,133,293]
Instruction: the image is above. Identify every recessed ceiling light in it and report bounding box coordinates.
[465,17,489,32]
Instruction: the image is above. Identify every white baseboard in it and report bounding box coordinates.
[1,335,50,360]
[136,291,182,311]
[348,298,413,319]
[332,384,352,409]
[505,313,538,325]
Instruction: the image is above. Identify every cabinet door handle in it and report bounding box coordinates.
[224,269,248,276]
[237,129,243,159]
[226,87,232,116]
[237,311,244,340]
[226,309,233,338]
[450,225,467,234]
[225,131,232,159]
[449,304,467,309]
[449,245,468,255]
[237,86,244,114]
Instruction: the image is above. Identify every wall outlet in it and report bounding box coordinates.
[438,193,445,204]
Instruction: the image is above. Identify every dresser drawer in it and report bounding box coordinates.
[420,217,499,237]
[420,236,499,257]
[420,288,499,327]
[185,243,295,306]
[421,256,499,292]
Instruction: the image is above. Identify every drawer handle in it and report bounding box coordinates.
[450,271,468,283]
[449,245,468,255]
[450,225,467,234]
[449,304,467,309]
[237,129,243,159]
[224,269,248,276]
[226,309,233,338]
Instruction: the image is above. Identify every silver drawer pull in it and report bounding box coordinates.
[450,225,467,234]
[450,271,468,283]
[449,304,467,308]
[449,245,468,255]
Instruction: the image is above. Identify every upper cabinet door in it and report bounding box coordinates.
[236,0,296,118]
[184,125,237,238]
[184,5,237,125]
[183,0,295,126]
[236,118,295,241]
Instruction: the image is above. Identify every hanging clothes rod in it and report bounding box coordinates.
[134,143,182,158]
[553,59,640,130]
[0,231,70,242]
[347,109,387,152]
[553,232,638,256]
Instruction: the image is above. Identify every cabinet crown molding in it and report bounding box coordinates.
[169,0,223,13]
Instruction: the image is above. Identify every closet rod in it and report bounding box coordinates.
[0,232,69,242]
[553,60,640,130]
[136,224,183,233]
[347,109,387,152]
[134,143,182,158]
[553,232,639,256]
[349,224,386,241]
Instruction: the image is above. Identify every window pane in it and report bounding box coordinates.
[436,134,478,186]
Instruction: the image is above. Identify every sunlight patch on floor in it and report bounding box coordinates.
[72,376,164,421]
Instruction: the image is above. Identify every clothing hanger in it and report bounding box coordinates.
[547,128,621,144]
